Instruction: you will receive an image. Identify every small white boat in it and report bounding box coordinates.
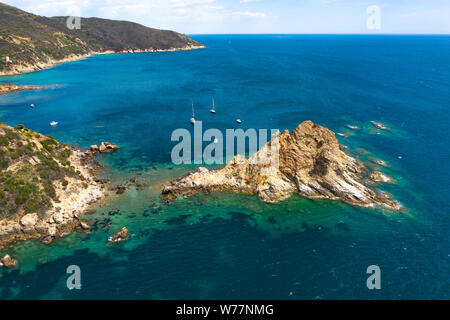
[30,104,35,109]
[210,97,216,114]
[236,119,242,124]
[213,138,219,144]
[50,121,58,126]
[190,101,196,125]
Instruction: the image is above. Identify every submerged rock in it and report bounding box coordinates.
[368,157,389,167]
[115,185,128,194]
[151,203,161,213]
[370,121,389,130]
[84,209,97,215]
[108,227,130,243]
[161,120,401,210]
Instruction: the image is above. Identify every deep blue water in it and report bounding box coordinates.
[0,35,449,299]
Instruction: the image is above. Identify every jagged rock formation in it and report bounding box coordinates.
[161,121,401,210]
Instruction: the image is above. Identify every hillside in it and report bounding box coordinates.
[0,123,105,246]
[0,2,204,75]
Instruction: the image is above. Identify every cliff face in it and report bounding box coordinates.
[161,121,401,210]
[0,2,204,75]
[0,123,105,247]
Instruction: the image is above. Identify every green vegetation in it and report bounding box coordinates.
[0,136,9,147]
[0,3,202,74]
[0,123,82,220]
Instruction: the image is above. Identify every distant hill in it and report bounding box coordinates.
[0,2,204,75]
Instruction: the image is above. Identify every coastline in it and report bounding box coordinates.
[0,127,111,249]
[0,45,206,77]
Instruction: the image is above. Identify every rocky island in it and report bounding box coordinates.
[161,121,402,211]
[0,123,108,248]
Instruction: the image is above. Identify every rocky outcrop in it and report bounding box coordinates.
[108,227,130,243]
[91,142,120,153]
[0,83,44,95]
[0,254,18,268]
[161,121,402,210]
[0,123,108,248]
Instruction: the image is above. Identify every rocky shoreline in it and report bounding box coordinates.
[0,45,206,77]
[161,121,402,211]
[0,148,107,248]
[0,123,126,250]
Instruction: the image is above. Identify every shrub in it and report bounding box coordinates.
[0,159,8,169]
[43,182,57,199]
[0,136,9,146]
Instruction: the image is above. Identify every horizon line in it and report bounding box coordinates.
[186,33,450,36]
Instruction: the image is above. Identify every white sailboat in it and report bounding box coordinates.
[190,101,196,125]
[210,97,216,114]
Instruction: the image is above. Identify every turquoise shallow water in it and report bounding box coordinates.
[0,35,449,299]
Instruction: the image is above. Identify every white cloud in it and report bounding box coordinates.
[231,11,266,18]
[2,0,268,33]
[5,0,447,34]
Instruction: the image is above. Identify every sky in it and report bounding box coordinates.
[3,0,450,34]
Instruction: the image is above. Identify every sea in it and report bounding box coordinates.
[0,35,449,299]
